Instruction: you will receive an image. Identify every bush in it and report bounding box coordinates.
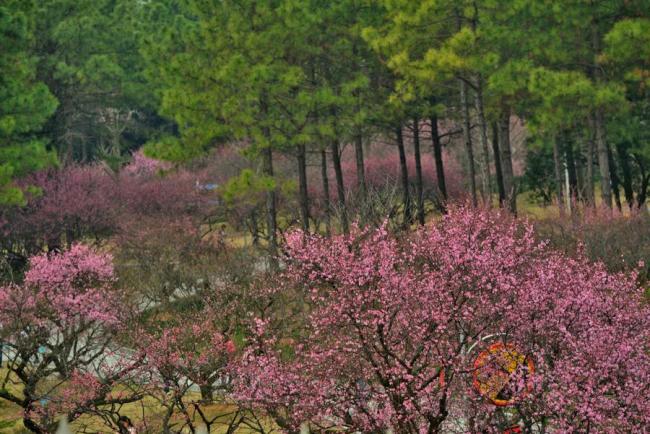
[535,207,650,285]
[235,207,650,433]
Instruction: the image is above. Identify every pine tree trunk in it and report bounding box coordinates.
[492,121,505,205]
[616,143,634,208]
[430,115,447,204]
[474,75,492,207]
[565,139,578,201]
[607,146,622,211]
[594,111,613,209]
[330,140,349,234]
[250,210,259,245]
[553,137,565,216]
[585,125,596,206]
[297,144,310,233]
[637,173,649,209]
[262,146,278,268]
[498,109,516,213]
[590,22,612,209]
[354,134,366,196]
[413,118,425,225]
[460,79,478,207]
[321,149,331,236]
[396,125,412,225]
[575,143,586,202]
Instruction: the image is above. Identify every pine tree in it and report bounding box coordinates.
[0,0,58,205]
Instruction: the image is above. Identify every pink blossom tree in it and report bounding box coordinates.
[131,310,240,433]
[235,207,650,433]
[0,245,141,433]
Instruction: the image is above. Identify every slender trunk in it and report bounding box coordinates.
[413,118,425,225]
[250,210,259,245]
[616,143,634,208]
[354,134,366,196]
[491,121,505,205]
[585,125,596,206]
[633,154,648,208]
[595,111,613,208]
[296,144,310,233]
[639,177,649,209]
[320,149,331,236]
[396,125,412,225]
[330,140,349,235]
[565,138,578,200]
[430,115,447,203]
[262,146,278,268]
[460,80,477,206]
[498,109,516,213]
[474,75,492,206]
[260,96,278,267]
[553,137,565,216]
[591,21,612,209]
[638,175,649,209]
[607,146,622,211]
[352,42,366,197]
[576,142,586,202]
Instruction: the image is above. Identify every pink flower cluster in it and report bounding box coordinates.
[236,207,650,433]
[122,150,172,177]
[0,244,119,331]
[137,313,236,394]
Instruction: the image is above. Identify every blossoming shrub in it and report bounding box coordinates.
[131,312,238,433]
[235,207,650,433]
[0,154,208,280]
[0,245,138,432]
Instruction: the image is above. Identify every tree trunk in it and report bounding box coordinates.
[607,146,622,211]
[565,138,578,200]
[575,142,586,202]
[492,121,505,205]
[396,125,412,225]
[250,210,259,245]
[413,118,425,225]
[354,134,366,196]
[296,144,310,233]
[553,137,565,216]
[330,140,349,234]
[590,21,612,209]
[633,153,649,209]
[321,149,331,236]
[260,96,278,267]
[584,125,596,206]
[638,175,649,209]
[460,79,478,207]
[594,111,613,209]
[474,75,492,207]
[498,109,516,213]
[262,146,278,268]
[430,115,447,205]
[616,143,634,208]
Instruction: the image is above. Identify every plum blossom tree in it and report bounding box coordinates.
[134,311,239,433]
[0,244,141,433]
[235,207,650,433]
[0,152,207,278]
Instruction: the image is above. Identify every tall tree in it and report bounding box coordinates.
[33,0,158,164]
[0,0,57,205]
